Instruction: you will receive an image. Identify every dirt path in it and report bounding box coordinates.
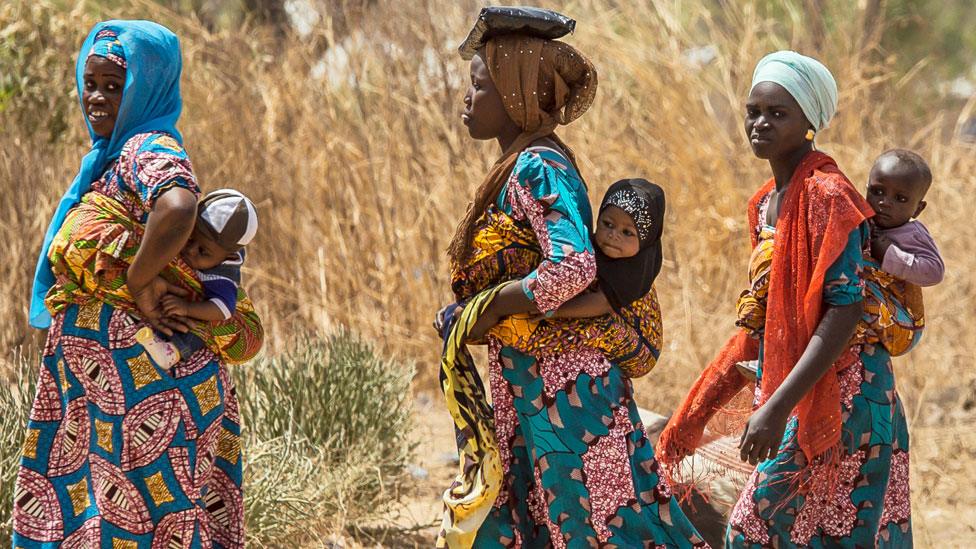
[342,394,459,547]
[345,395,976,548]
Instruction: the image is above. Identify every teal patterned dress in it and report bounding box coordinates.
[727,194,912,548]
[459,148,705,548]
[14,133,252,549]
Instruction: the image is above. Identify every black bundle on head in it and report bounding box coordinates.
[596,178,666,312]
[458,6,576,60]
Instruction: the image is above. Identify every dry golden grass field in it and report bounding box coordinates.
[1,0,975,545]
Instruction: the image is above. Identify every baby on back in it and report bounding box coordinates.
[137,189,258,368]
[544,178,665,318]
[866,149,944,287]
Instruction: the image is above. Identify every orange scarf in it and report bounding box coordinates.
[659,151,872,464]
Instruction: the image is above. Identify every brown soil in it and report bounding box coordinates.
[341,395,976,548]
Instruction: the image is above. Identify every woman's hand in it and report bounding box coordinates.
[738,401,790,465]
[130,277,189,336]
[738,301,863,465]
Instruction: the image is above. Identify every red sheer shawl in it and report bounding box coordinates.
[658,151,873,465]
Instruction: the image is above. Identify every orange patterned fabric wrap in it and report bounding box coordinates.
[735,226,776,336]
[859,265,925,356]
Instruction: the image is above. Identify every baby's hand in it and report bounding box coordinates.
[161,294,190,318]
[870,233,893,262]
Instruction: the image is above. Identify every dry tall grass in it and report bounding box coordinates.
[2,0,975,545]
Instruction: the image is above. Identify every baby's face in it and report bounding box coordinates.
[866,157,928,229]
[594,206,641,259]
[181,226,232,270]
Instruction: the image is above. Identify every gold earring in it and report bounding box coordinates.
[805,129,815,141]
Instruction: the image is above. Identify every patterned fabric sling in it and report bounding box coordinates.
[737,227,923,356]
[860,264,925,355]
[45,191,263,364]
[454,207,664,378]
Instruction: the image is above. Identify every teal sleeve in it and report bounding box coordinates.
[823,224,869,306]
[499,151,596,313]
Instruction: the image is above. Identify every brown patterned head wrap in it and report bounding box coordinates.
[448,35,597,263]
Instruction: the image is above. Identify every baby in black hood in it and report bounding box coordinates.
[545,178,665,318]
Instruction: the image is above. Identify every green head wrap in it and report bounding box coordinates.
[751,50,838,132]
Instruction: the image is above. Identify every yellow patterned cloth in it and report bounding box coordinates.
[45,191,263,364]
[455,208,664,378]
[735,225,923,356]
[492,286,663,378]
[859,264,925,356]
[437,282,510,548]
[736,226,776,337]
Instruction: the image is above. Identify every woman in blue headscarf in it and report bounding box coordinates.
[15,21,261,548]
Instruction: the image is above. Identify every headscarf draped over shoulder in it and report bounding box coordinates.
[29,20,185,328]
[659,152,873,467]
[448,33,597,263]
[751,50,837,132]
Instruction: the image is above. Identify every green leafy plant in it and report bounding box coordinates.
[234,330,415,545]
[0,350,39,546]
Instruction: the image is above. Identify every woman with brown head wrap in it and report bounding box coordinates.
[434,9,704,548]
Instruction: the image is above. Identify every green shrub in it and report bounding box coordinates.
[234,330,415,546]
[0,350,39,546]
[0,331,413,547]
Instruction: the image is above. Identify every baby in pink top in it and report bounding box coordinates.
[866,149,944,286]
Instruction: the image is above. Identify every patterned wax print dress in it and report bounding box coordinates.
[726,193,912,548]
[13,132,254,549]
[456,148,705,548]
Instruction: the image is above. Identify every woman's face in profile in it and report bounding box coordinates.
[461,53,510,140]
[744,81,810,160]
[83,55,125,138]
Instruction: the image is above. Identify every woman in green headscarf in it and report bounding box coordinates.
[658,50,913,548]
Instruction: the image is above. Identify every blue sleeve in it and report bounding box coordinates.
[498,151,596,314]
[823,224,868,306]
[200,259,242,319]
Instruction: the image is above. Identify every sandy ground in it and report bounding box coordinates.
[342,393,461,548]
[337,395,976,548]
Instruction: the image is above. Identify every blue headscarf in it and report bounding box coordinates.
[29,20,184,329]
[751,50,838,132]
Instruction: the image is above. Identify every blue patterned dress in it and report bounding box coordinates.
[726,194,912,548]
[14,133,252,549]
[463,149,704,548]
